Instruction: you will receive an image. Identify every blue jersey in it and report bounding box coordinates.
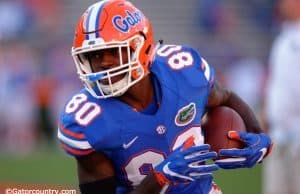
[58,45,215,194]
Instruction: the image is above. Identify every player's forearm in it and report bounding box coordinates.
[130,173,163,194]
[222,91,262,134]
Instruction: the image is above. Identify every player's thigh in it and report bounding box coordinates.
[263,146,290,194]
[288,147,300,193]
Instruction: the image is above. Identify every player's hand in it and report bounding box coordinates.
[215,131,273,169]
[153,141,219,186]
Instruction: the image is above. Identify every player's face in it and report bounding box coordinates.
[83,47,129,84]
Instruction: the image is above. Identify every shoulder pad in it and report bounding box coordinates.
[57,91,98,157]
[154,44,215,87]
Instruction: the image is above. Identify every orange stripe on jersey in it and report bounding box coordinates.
[60,142,94,156]
[182,136,195,150]
[58,121,86,139]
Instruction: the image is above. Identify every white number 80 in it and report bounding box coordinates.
[65,94,101,126]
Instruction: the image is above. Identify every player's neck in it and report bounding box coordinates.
[118,74,154,111]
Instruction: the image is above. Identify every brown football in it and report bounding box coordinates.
[202,106,246,159]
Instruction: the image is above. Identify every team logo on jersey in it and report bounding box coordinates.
[175,103,196,126]
[112,10,142,32]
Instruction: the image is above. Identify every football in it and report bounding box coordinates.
[202,106,246,159]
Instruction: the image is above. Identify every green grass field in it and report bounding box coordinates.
[0,145,77,188]
[214,165,262,194]
[0,145,262,194]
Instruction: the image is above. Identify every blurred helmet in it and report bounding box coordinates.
[72,0,155,98]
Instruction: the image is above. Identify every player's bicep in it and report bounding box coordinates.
[77,152,116,194]
[207,81,231,107]
[77,152,115,183]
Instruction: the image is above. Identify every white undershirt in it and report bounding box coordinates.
[266,21,300,131]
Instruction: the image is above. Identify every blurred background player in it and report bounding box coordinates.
[57,0,272,193]
[263,0,300,194]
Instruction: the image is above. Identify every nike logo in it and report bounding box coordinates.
[123,136,139,149]
[257,148,267,163]
[163,162,194,181]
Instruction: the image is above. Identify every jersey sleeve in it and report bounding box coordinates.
[184,45,216,90]
[200,57,215,89]
[57,114,95,157]
[153,44,216,92]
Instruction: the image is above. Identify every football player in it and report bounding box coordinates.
[264,0,300,193]
[57,0,273,193]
